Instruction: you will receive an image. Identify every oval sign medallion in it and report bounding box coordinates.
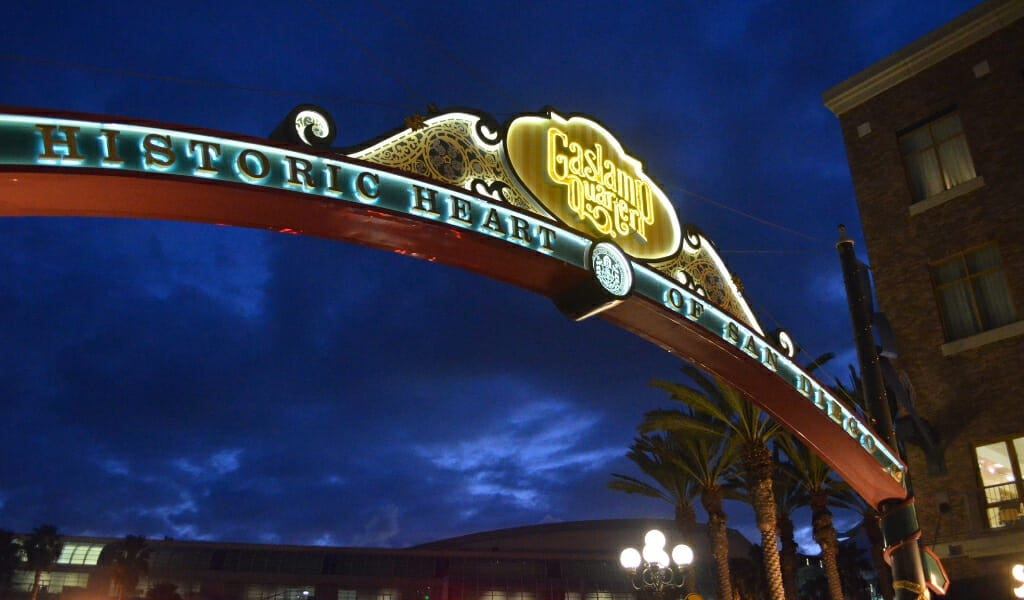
[505,112,680,261]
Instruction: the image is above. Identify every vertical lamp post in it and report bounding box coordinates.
[619,529,694,599]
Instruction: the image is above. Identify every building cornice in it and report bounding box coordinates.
[823,0,1024,116]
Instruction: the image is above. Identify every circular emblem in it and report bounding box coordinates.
[590,242,633,298]
[424,133,467,181]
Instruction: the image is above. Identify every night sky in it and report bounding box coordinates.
[0,1,980,551]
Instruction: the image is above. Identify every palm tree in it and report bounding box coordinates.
[23,525,63,600]
[609,433,700,597]
[771,469,803,599]
[109,535,150,600]
[673,427,741,600]
[145,582,182,600]
[777,433,860,600]
[645,365,786,600]
[0,530,22,600]
[612,428,742,600]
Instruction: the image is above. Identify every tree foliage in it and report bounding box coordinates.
[145,582,183,600]
[109,535,151,600]
[0,530,22,598]
[23,525,63,600]
[644,365,785,600]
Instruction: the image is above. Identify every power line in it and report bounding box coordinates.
[0,53,415,110]
[720,249,829,255]
[302,0,429,108]
[664,182,829,244]
[365,0,522,109]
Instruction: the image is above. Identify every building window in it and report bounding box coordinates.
[976,437,1024,528]
[10,571,89,593]
[57,542,105,566]
[246,586,314,600]
[932,244,1016,340]
[899,111,977,202]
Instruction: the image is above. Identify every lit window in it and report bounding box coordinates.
[584,593,630,600]
[899,111,977,202]
[976,437,1024,528]
[10,571,89,593]
[57,542,105,566]
[932,245,1016,340]
[246,586,314,600]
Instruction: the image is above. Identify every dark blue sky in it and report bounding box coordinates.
[0,1,980,551]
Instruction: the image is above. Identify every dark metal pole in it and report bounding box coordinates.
[837,226,929,600]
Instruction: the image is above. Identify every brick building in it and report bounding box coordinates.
[823,0,1024,596]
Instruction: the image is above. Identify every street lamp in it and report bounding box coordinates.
[619,529,694,596]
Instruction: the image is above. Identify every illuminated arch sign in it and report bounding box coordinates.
[0,106,906,508]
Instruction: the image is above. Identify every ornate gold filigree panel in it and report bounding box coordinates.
[350,113,543,214]
[651,226,762,333]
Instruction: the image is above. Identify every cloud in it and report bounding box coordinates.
[349,505,401,547]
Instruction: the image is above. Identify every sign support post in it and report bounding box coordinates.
[837,226,929,599]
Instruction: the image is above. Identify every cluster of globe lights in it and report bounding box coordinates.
[619,530,694,592]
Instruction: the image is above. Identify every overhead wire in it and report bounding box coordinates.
[0,53,416,110]
[663,182,829,244]
[365,0,522,109]
[720,249,830,255]
[749,297,850,389]
[301,0,430,108]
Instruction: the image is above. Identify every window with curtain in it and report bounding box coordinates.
[932,244,1017,340]
[976,436,1024,528]
[899,111,977,203]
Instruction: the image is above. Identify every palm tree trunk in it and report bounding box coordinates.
[743,443,786,600]
[30,570,41,600]
[777,507,799,599]
[701,487,733,600]
[811,494,844,600]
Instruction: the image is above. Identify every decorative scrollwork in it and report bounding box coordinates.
[772,329,797,359]
[672,269,707,299]
[294,110,332,147]
[471,179,514,203]
[653,225,761,332]
[271,104,336,149]
[682,224,703,254]
[474,114,502,147]
[351,113,538,212]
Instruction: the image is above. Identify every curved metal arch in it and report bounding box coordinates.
[0,108,907,508]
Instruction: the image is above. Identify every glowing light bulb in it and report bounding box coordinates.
[620,547,641,569]
[672,544,694,566]
[655,550,670,568]
[644,529,666,550]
